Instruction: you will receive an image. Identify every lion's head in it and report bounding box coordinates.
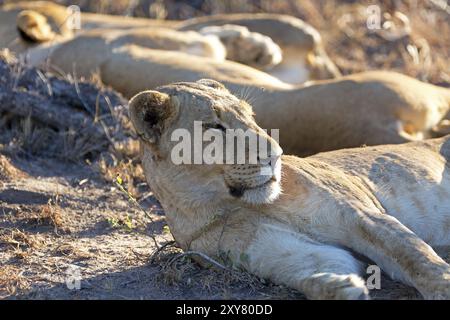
[129,79,283,206]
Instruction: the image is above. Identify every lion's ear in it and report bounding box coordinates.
[129,90,178,144]
[17,10,55,43]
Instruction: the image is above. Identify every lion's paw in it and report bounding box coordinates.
[304,273,370,300]
[199,24,282,69]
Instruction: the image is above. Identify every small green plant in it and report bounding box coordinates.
[163,225,170,234]
[114,173,160,248]
[123,215,133,230]
[107,217,119,228]
[106,215,134,232]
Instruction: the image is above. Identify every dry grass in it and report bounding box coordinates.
[0,154,27,182]
[0,265,31,298]
[314,0,450,85]
[27,198,70,234]
[0,228,44,251]
[0,51,130,162]
[149,243,302,299]
[53,243,92,260]
[95,146,145,199]
[2,193,72,234]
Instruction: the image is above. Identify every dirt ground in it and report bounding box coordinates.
[4,152,449,300]
[1,0,450,300]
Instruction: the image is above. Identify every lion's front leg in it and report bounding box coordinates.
[337,208,450,299]
[243,223,369,300]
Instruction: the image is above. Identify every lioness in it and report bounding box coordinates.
[84,12,341,82]
[2,1,281,71]
[129,79,450,299]
[2,2,339,83]
[31,28,227,78]
[103,46,450,155]
[32,27,281,77]
[84,11,340,81]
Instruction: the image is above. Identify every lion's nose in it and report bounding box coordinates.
[271,142,283,159]
[258,142,283,163]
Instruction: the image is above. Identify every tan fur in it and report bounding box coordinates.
[39,28,227,78]
[80,12,179,30]
[39,26,282,77]
[178,13,341,83]
[99,46,289,97]
[199,24,282,69]
[16,10,55,42]
[129,80,450,299]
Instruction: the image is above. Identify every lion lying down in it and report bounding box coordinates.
[129,79,450,300]
[29,27,281,78]
[106,46,450,156]
[1,1,282,71]
[1,1,339,82]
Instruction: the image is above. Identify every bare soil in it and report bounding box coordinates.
[4,153,449,300]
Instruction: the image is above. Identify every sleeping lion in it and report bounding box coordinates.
[107,46,450,156]
[129,79,450,300]
[1,1,282,71]
[1,1,338,82]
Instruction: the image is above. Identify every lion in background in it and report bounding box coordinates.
[0,1,282,71]
[0,1,339,81]
[102,46,450,155]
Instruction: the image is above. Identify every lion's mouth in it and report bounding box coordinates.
[228,175,281,205]
[229,177,274,197]
[226,158,282,205]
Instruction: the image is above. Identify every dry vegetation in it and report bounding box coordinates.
[0,0,449,300]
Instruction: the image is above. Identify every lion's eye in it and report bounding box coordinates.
[203,123,226,132]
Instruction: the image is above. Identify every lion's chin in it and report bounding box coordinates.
[241,180,281,205]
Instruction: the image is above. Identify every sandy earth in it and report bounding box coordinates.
[3,145,450,300]
[0,155,306,300]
